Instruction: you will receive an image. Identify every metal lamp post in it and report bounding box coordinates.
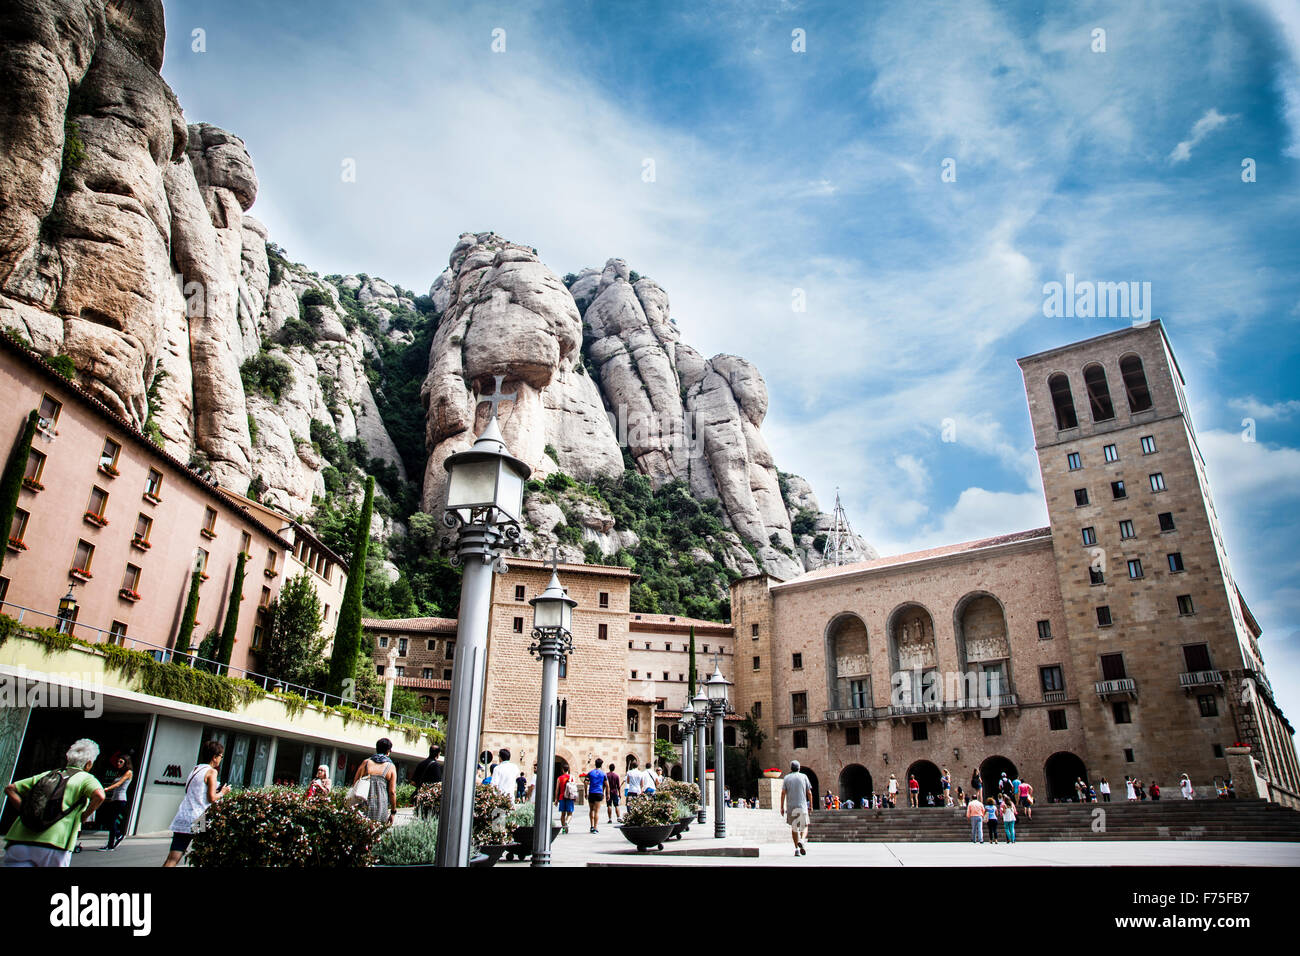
[707,665,732,838]
[434,382,530,868]
[56,586,78,635]
[527,562,577,867]
[693,689,708,824]
[679,704,694,787]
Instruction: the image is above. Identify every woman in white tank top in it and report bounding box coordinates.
[163,740,230,867]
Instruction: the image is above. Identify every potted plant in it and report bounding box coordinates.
[618,792,678,852]
[501,800,562,862]
[413,782,511,864]
[373,817,440,867]
[762,767,782,779]
[656,780,700,839]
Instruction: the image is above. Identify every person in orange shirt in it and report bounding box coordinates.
[966,796,986,844]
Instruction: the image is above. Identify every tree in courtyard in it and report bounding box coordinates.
[216,550,246,668]
[262,571,325,687]
[0,410,37,577]
[739,704,767,761]
[328,476,374,698]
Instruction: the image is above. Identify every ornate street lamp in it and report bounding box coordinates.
[56,586,78,636]
[693,688,708,824]
[678,702,695,787]
[527,557,577,867]
[434,379,531,868]
[707,664,732,838]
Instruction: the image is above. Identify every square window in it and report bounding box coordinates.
[1101,653,1126,680]
[645,642,651,649]
[791,693,807,718]
[792,730,808,750]
[982,716,1002,736]
[1040,666,1064,693]
[1177,594,1195,615]
[751,623,759,637]
[1127,559,1143,579]
[1067,452,1082,471]
[1149,473,1165,492]
[1119,519,1135,539]
[792,652,803,669]
[598,623,608,640]
[752,656,761,671]
[37,394,62,431]
[442,669,452,681]
[378,636,388,649]
[427,639,436,651]
[445,641,455,660]
[845,727,860,746]
[108,620,128,645]
[422,668,433,679]
[1111,480,1126,499]
[1089,566,1105,585]
[599,591,609,608]
[665,643,672,651]
[1104,444,1119,462]
[1037,620,1052,641]
[912,722,928,741]
[376,665,385,676]
[514,584,525,601]
[1074,488,1089,506]
[1158,511,1176,532]
[1141,435,1157,455]
[1124,748,1135,762]
[100,438,121,472]
[397,638,408,656]
[1197,694,1218,717]
[1048,709,1068,730]
[1168,552,1184,572]
[86,486,108,519]
[512,616,523,633]
[121,563,141,591]
[1096,606,1113,627]
[1183,644,1211,671]
[1113,702,1132,724]
[1081,526,1096,546]
[394,667,404,678]
[144,469,163,499]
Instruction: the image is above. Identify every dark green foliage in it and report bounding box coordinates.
[47,354,76,381]
[277,318,317,347]
[623,791,676,826]
[0,411,37,576]
[562,273,579,287]
[628,270,641,283]
[300,288,331,309]
[240,351,293,402]
[195,627,220,669]
[188,787,384,867]
[328,476,374,697]
[176,569,202,652]
[62,118,86,171]
[265,242,290,285]
[217,550,246,667]
[260,571,325,687]
[791,508,818,537]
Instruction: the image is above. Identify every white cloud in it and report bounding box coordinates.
[1199,429,1300,501]
[1250,0,1300,157]
[1227,396,1300,421]
[924,488,1048,548]
[1168,108,1233,163]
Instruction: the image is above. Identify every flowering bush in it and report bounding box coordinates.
[411,782,512,845]
[657,779,700,811]
[187,786,385,867]
[622,791,678,827]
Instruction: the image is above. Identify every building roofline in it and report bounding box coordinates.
[1016,320,1184,385]
[0,331,294,551]
[225,489,350,574]
[362,616,459,633]
[505,557,638,579]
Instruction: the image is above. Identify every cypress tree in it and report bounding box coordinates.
[177,567,203,654]
[688,625,697,698]
[216,549,246,669]
[0,410,38,578]
[328,475,374,698]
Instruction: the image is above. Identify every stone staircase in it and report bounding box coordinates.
[807,800,1300,842]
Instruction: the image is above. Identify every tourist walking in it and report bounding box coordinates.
[908,774,919,808]
[556,766,577,834]
[779,760,813,857]
[1125,776,1137,801]
[353,737,399,825]
[100,753,133,851]
[586,758,607,833]
[966,795,985,844]
[3,738,106,868]
[1099,777,1111,802]
[887,773,898,807]
[642,761,659,794]
[489,748,521,798]
[1180,774,1194,800]
[1002,798,1017,843]
[305,765,331,800]
[605,765,622,822]
[515,770,527,802]
[985,798,1000,843]
[164,739,230,867]
[412,745,442,789]
[941,768,952,806]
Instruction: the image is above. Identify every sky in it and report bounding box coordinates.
[159,0,1300,722]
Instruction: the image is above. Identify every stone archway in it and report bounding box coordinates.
[887,603,939,707]
[838,764,873,805]
[825,613,871,713]
[1045,751,1088,802]
[803,769,820,808]
[907,760,942,807]
[671,764,683,781]
[980,755,1019,800]
[954,592,1012,707]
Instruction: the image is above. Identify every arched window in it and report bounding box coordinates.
[656,724,670,741]
[1083,364,1115,422]
[627,709,639,733]
[1119,354,1153,412]
[1048,373,1079,430]
[724,726,736,746]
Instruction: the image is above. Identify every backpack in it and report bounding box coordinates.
[564,777,577,800]
[20,770,80,832]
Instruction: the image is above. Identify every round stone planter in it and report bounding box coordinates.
[1224,746,1251,756]
[503,825,562,861]
[762,771,782,779]
[469,847,504,867]
[617,823,676,852]
[671,817,693,840]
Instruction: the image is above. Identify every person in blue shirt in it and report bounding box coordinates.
[585,759,607,834]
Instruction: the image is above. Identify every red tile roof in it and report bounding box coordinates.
[362,616,459,634]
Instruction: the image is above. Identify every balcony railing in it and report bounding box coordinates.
[824,706,876,723]
[1095,678,1138,698]
[791,713,808,724]
[1043,689,1067,703]
[1179,670,1223,688]
[0,600,439,729]
[888,701,944,716]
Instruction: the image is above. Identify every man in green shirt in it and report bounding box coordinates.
[3,738,105,867]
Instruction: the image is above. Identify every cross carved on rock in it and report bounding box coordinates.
[476,374,516,420]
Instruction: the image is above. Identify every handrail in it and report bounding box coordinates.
[0,601,439,730]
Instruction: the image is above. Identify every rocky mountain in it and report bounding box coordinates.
[0,0,873,619]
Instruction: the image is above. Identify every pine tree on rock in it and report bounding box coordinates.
[328,475,374,699]
[216,549,246,668]
[0,410,37,577]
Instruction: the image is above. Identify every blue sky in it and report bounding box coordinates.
[160,0,1300,720]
